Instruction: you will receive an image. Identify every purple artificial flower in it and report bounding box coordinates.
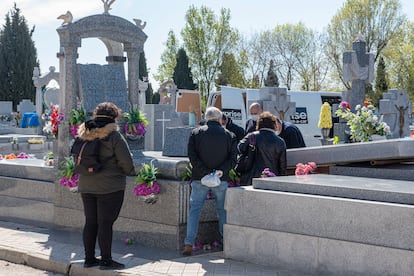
[133,182,160,196]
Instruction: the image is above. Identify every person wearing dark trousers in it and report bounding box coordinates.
[76,102,135,270]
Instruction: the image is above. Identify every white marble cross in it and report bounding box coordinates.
[156,111,171,149]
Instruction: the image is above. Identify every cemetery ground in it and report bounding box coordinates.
[0,220,290,276]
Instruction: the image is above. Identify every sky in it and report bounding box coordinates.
[1,0,414,90]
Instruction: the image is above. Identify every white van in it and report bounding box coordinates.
[207,86,342,147]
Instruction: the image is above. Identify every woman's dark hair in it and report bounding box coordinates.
[93,102,121,119]
[256,111,277,130]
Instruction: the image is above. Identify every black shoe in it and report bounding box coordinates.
[83,257,100,268]
[99,259,125,270]
[182,244,193,256]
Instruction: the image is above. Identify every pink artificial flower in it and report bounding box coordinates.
[295,162,318,176]
[69,124,79,137]
[339,101,350,110]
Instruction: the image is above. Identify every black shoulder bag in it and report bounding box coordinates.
[235,134,256,174]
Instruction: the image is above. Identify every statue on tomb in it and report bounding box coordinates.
[102,0,116,15]
[57,11,73,25]
[274,105,289,121]
[395,105,409,138]
[133,18,147,30]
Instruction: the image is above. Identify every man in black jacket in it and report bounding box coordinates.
[275,118,306,149]
[245,102,262,134]
[183,107,237,256]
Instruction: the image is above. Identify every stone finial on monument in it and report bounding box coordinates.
[264,59,279,87]
[342,34,374,112]
[379,89,412,138]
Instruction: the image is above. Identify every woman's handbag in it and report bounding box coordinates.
[235,134,256,173]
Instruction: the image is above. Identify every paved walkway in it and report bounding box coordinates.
[0,221,300,276]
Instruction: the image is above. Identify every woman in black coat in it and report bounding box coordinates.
[238,112,287,185]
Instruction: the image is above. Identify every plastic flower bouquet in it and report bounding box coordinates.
[42,104,64,138]
[336,101,391,142]
[228,168,240,187]
[181,163,193,181]
[318,102,332,129]
[134,160,160,204]
[295,162,317,176]
[58,156,79,192]
[123,108,149,138]
[69,107,86,138]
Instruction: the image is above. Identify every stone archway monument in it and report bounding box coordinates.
[56,0,147,159]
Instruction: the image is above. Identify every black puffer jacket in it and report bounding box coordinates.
[238,128,287,185]
[188,120,237,181]
[76,121,135,194]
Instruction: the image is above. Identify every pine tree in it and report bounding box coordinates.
[216,53,245,88]
[264,60,279,87]
[0,4,38,109]
[173,48,195,90]
[369,56,388,106]
[375,56,388,93]
[407,52,414,103]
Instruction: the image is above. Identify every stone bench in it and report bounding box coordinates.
[224,175,414,275]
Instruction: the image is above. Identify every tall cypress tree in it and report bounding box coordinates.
[264,60,279,87]
[173,48,195,90]
[375,56,388,93]
[370,56,388,106]
[216,53,245,88]
[0,4,38,109]
[407,52,414,103]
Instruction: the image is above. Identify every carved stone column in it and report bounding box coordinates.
[57,44,78,161]
[126,48,140,109]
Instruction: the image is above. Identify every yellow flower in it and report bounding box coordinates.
[318,102,332,129]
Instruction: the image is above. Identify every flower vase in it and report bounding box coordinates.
[321,128,330,139]
[138,193,158,204]
[69,186,78,193]
[126,133,142,141]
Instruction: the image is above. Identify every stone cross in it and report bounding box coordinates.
[156,111,171,149]
[342,35,374,112]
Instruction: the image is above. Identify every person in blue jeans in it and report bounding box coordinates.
[183,107,237,256]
